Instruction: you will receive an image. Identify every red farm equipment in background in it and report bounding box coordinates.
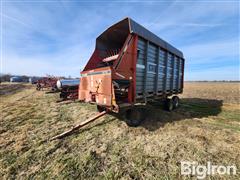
[36,77,59,91]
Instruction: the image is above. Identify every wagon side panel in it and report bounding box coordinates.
[135,37,184,99]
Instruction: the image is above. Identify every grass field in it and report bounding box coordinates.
[0,82,239,179]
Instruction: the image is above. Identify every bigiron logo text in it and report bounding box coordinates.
[181,161,237,179]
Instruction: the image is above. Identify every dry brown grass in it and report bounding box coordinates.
[180,82,240,104]
[0,82,239,179]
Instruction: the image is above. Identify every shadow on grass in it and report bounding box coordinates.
[45,90,60,94]
[143,98,223,131]
[0,83,32,96]
[116,98,223,131]
[49,98,223,140]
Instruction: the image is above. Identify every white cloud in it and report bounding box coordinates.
[143,1,238,32]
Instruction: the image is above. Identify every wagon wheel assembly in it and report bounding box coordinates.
[124,108,146,127]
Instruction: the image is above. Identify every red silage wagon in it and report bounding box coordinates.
[51,17,185,140]
[79,17,185,126]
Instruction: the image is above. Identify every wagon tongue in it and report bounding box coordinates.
[50,110,107,140]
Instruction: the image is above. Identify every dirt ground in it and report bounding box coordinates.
[0,82,239,179]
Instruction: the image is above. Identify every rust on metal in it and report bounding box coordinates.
[36,77,59,91]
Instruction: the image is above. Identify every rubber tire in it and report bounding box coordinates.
[125,108,145,127]
[172,96,180,109]
[60,92,67,100]
[97,105,105,112]
[36,85,41,91]
[165,98,174,111]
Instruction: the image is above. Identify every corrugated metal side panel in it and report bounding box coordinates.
[136,37,184,97]
[173,57,179,90]
[166,53,173,90]
[157,49,166,91]
[179,58,184,89]
[145,42,157,92]
[136,38,146,93]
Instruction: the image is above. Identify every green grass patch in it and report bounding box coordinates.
[209,121,240,132]
[219,110,240,122]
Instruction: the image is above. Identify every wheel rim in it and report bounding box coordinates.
[125,108,144,126]
[169,102,173,110]
[173,96,179,108]
[175,100,179,107]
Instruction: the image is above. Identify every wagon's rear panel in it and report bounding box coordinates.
[79,67,113,107]
[136,37,184,98]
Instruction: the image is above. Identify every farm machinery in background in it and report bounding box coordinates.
[36,76,80,101]
[36,77,59,91]
[51,17,185,140]
[56,79,80,101]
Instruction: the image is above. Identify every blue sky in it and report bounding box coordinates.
[1,0,239,80]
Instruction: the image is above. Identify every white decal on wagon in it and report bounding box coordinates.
[115,72,125,78]
[136,64,145,69]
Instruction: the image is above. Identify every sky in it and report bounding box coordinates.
[1,0,239,80]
